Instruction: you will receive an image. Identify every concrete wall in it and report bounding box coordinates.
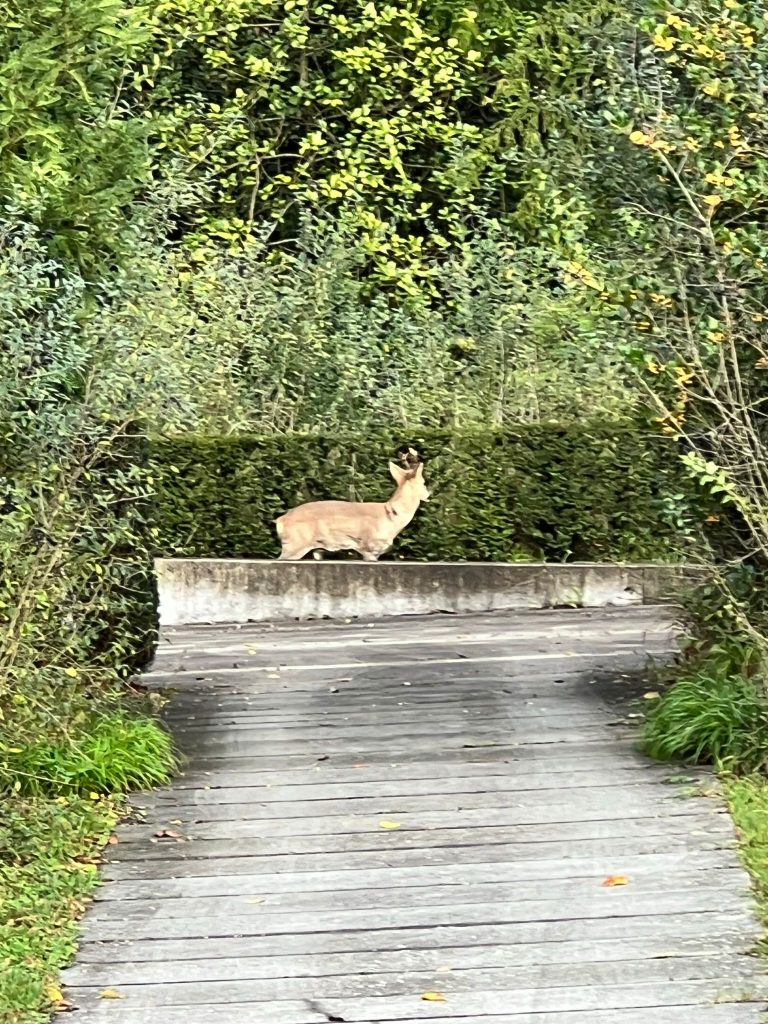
[156,558,701,626]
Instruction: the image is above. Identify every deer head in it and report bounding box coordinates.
[388,448,430,504]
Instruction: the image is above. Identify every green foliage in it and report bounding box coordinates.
[152,425,702,562]
[176,220,638,432]
[643,667,768,773]
[2,713,177,798]
[131,0,626,282]
[0,793,118,1022]
[725,777,768,932]
[0,0,152,267]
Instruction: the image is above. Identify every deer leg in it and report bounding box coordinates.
[360,551,380,562]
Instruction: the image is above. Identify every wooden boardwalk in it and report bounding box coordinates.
[63,607,767,1022]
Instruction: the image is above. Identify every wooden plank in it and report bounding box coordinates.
[159,678,641,710]
[96,856,740,907]
[151,651,675,685]
[116,802,730,842]
[62,932,755,987]
[63,976,766,1017]
[63,955,761,1006]
[168,715,625,742]
[165,707,617,730]
[98,849,735,893]
[57,1003,768,1024]
[79,890,754,942]
[155,615,672,654]
[182,739,651,772]
[103,834,719,877]
[129,786,712,825]
[139,770,693,809]
[86,874,746,924]
[109,814,732,859]
[146,631,669,667]
[169,729,654,759]
[158,761,695,793]
[74,909,762,963]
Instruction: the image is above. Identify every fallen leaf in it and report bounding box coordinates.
[99,989,123,999]
[435,965,453,973]
[602,875,630,887]
[643,691,661,700]
[46,985,65,1005]
[353,763,369,769]
[107,834,119,845]
[421,992,447,1002]
[245,897,266,905]
[379,820,402,830]
[154,829,181,840]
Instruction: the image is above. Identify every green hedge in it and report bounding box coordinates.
[151,426,704,562]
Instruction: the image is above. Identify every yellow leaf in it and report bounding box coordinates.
[64,667,78,678]
[702,194,722,207]
[379,820,402,830]
[99,989,124,999]
[602,875,630,887]
[421,992,447,1002]
[46,985,65,1005]
[643,691,661,700]
[629,130,649,145]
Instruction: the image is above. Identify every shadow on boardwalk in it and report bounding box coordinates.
[63,607,767,1023]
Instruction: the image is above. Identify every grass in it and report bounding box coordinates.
[4,711,177,796]
[725,777,768,930]
[0,794,119,1023]
[642,666,768,774]
[0,706,177,1022]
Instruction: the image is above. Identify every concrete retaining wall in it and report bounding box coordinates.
[156,558,701,626]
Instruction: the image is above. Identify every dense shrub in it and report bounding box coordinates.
[152,425,704,562]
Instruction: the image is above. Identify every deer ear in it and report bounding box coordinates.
[389,461,406,483]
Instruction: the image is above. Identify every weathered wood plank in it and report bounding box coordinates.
[64,955,762,1007]
[129,786,714,826]
[74,909,761,964]
[59,1003,768,1024]
[63,979,766,1020]
[79,890,754,941]
[139,771,695,810]
[85,877,747,927]
[109,814,731,859]
[185,739,650,773]
[62,932,755,987]
[102,834,722,877]
[98,849,735,893]
[116,802,730,842]
[151,763,694,797]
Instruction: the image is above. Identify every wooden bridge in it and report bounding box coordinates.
[62,606,766,1022]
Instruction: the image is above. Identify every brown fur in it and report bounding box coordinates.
[275,462,430,561]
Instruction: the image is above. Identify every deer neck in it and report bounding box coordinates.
[386,486,421,529]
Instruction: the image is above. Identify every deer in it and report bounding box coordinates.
[274,449,430,561]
